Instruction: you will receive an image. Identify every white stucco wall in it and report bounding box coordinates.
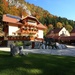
[9,26,19,36]
[37,30,43,38]
[8,26,44,39]
[59,27,70,36]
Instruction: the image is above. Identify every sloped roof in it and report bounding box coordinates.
[3,14,21,23]
[71,28,75,33]
[3,14,46,29]
[22,16,46,29]
[22,15,40,24]
[6,14,21,20]
[47,28,62,35]
[52,28,62,33]
[59,36,75,41]
[37,23,47,29]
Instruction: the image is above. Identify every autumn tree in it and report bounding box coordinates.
[0,5,3,15]
[8,6,19,16]
[65,24,73,32]
[0,0,9,14]
[56,22,63,28]
[43,24,48,37]
[48,24,54,32]
[0,0,75,33]
[17,6,28,17]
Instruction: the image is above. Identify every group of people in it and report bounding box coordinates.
[10,43,24,56]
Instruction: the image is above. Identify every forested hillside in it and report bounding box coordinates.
[0,0,75,36]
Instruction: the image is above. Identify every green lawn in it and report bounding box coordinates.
[0,51,75,75]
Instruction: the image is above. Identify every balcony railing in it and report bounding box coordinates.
[7,36,35,41]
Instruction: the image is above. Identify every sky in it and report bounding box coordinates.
[25,0,75,21]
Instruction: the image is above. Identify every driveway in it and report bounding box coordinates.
[23,45,75,57]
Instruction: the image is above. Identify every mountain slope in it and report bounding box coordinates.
[0,0,75,33]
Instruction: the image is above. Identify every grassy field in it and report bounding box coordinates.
[0,51,75,75]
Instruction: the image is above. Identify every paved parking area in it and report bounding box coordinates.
[0,45,75,57]
[23,45,75,57]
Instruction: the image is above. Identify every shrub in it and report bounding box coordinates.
[16,41,23,46]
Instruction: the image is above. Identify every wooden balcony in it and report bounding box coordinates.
[16,29,37,36]
[7,36,35,41]
[21,30,37,34]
